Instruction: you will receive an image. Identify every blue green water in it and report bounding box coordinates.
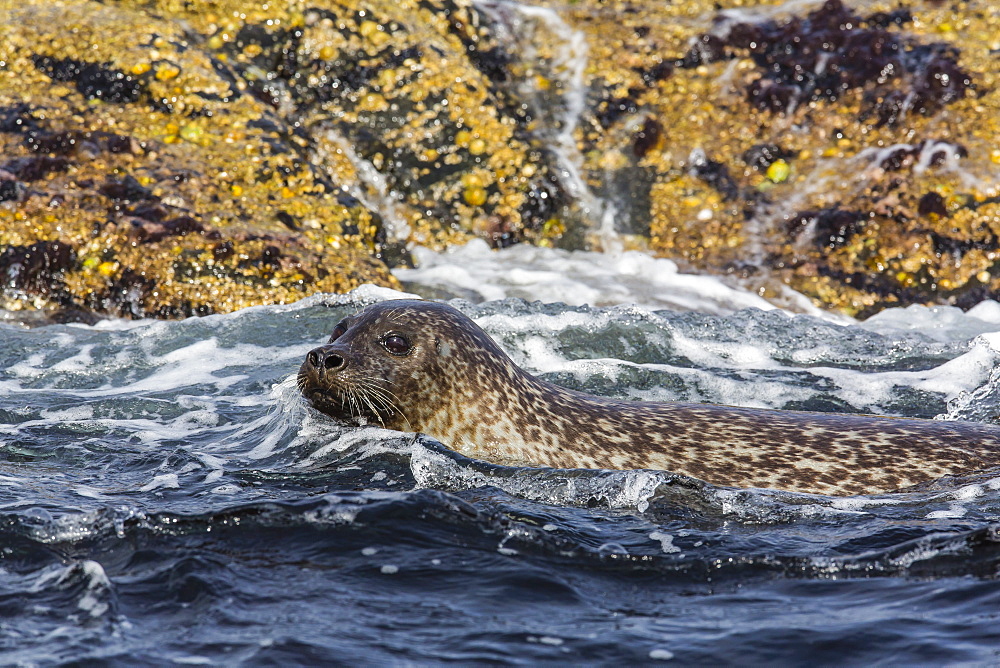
[3,289,1000,664]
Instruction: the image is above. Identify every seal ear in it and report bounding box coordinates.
[329,322,347,343]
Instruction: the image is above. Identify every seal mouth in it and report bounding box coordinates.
[303,386,355,419]
[300,376,396,426]
[297,343,408,429]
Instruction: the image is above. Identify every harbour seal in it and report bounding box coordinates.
[298,299,1000,496]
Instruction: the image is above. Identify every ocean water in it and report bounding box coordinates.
[4,256,1000,664]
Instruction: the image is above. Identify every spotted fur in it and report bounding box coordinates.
[298,300,1000,496]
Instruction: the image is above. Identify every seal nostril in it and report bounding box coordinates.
[307,351,320,368]
[324,354,344,370]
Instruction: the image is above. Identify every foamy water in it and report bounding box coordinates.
[394,239,829,316]
[4,252,1000,662]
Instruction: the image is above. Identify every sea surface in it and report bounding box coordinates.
[4,254,1000,664]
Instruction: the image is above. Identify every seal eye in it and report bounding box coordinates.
[329,323,347,343]
[381,333,410,356]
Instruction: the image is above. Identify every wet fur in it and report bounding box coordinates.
[298,300,1000,496]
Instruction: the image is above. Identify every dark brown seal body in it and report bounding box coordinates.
[298,299,1000,496]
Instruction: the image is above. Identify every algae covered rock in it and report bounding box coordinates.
[3,0,1000,319]
[0,0,398,318]
[0,0,573,319]
[542,0,1000,315]
[205,0,580,249]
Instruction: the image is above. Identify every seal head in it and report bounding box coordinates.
[298,299,510,431]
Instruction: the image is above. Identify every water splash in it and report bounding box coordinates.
[315,129,412,243]
[475,1,615,244]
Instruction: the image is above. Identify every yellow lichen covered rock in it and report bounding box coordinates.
[4,0,1000,319]
[0,0,402,318]
[0,0,570,319]
[533,0,1000,315]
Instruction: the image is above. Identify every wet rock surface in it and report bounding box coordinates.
[0,0,573,319]
[0,1,403,318]
[543,0,1000,315]
[2,0,1000,318]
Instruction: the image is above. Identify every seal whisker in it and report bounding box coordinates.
[356,378,403,408]
[357,379,412,431]
[355,384,389,428]
[358,384,393,414]
[345,388,362,422]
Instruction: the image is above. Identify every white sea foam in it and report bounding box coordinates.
[172,656,215,666]
[40,405,95,421]
[300,492,406,526]
[4,338,265,396]
[139,474,180,492]
[31,559,113,618]
[460,296,1000,413]
[410,438,671,511]
[295,425,408,466]
[74,560,112,618]
[394,240,796,316]
[810,341,998,411]
[72,486,111,500]
[649,530,681,554]
[860,301,1000,342]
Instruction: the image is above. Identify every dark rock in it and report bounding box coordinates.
[89,268,155,318]
[633,116,662,158]
[691,154,740,201]
[468,46,511,84]
[482,215,520,249]
[275,210,299,230]
[2,155,70,181]
[26,130,139,156]
[261,245,282,267]
[212,241,234,260]
[877,140,967,171]
[918,192,947,218]
[747,81,799,113]
[866,9,913,29]
[0,178,22,203]
[703,0,972,119]
[0,103,39,134]
[638,60,674,86]
[0,241,75,295]
[596,92,640,128]
[928,231,997,258]
[743,143,793,170]
[31,56,144,103]
[678,33,727,68]
[521,173,565,232]
[100,174,156,203]
[788,208,866,248]
[905,44,974,114]
[128,216,204,244]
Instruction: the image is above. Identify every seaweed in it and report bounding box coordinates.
[695,0,972,121]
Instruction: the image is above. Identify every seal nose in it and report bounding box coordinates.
[306,346,346,372]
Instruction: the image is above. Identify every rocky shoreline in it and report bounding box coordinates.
[1,0,998,319]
